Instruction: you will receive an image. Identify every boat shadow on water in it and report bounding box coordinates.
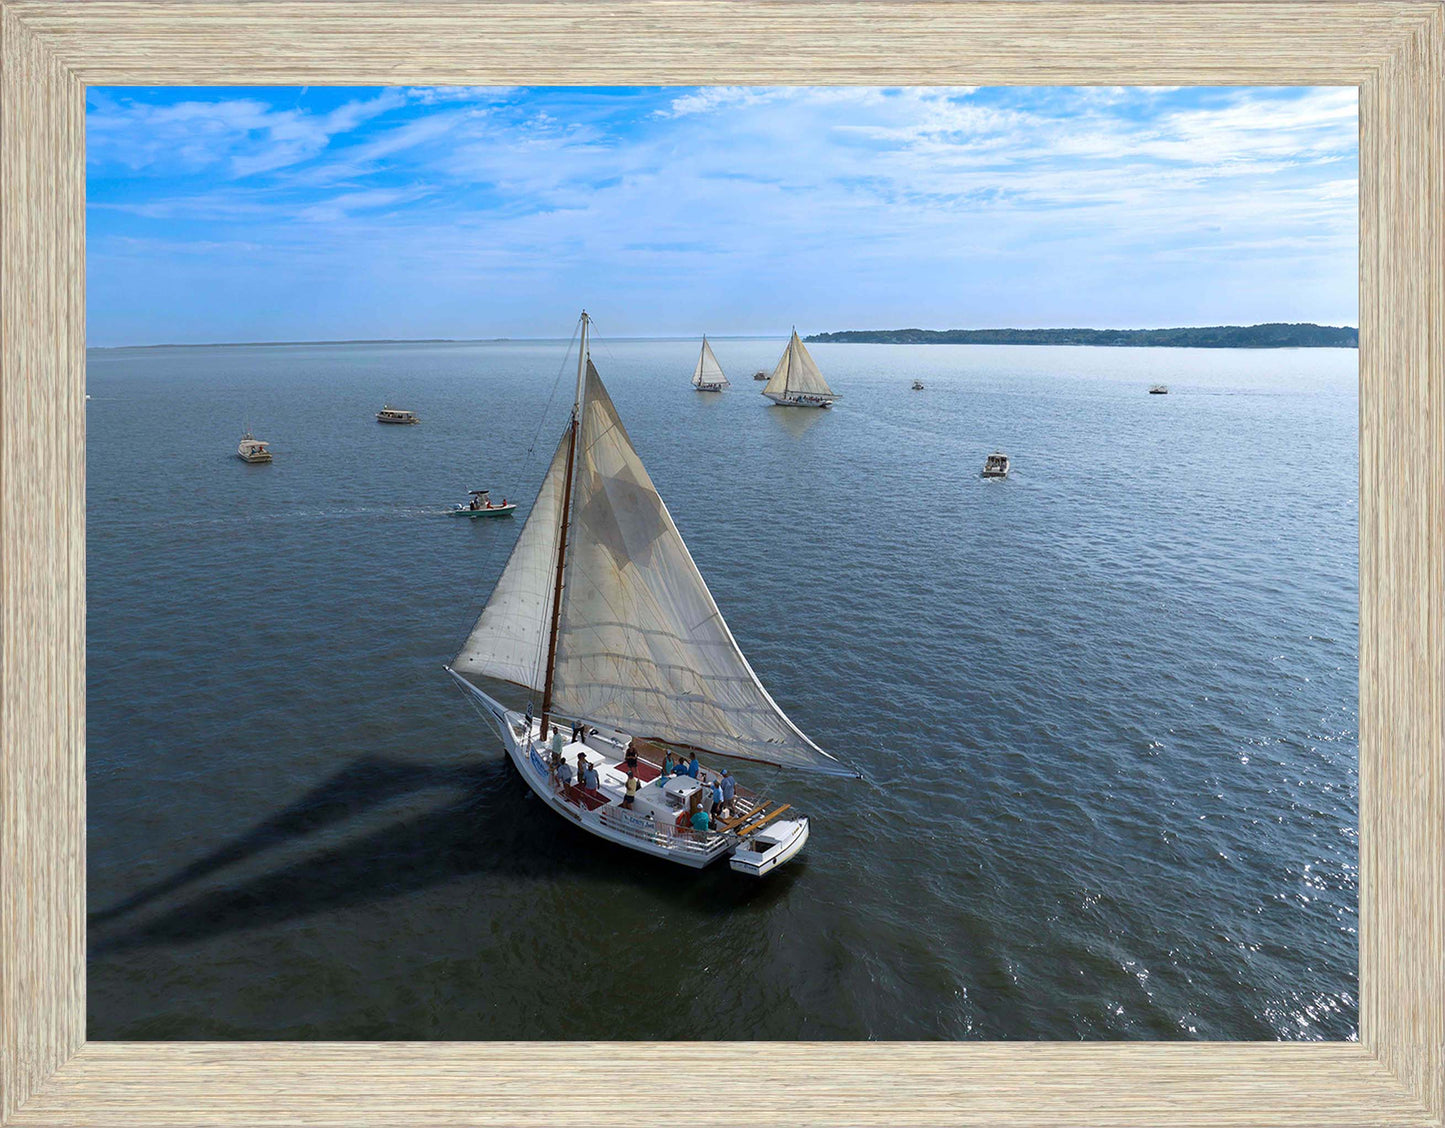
[89,754,794,956]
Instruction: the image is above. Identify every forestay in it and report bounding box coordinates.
[692,337,729,387]
[452,435,568,691]
[763,331,839,399]
[550,364,852,776]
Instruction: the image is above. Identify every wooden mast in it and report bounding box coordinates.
[538,311,587,741]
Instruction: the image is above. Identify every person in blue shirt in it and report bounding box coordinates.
[709,778,725,817]
[721,769,736,806]
[686,753,700,778]
[690,807,711,834]
[661,751,675,778]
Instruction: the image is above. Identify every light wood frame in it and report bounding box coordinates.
[1,2,1440,1124]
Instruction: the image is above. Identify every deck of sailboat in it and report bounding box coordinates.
[510,717,778,861]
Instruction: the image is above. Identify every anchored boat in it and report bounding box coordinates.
[982,451,1010,478]
[691,336,729,392]
[236,431,273,463]
[447,312,857,878]
[761,331,841,408]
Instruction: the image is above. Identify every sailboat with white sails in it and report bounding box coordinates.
[761,330,840,408]
[446,312,857,878]
[691,336,729,392]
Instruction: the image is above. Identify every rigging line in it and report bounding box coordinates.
[585,315,623,373]
[525,320,582,458]
[451,321,583,659]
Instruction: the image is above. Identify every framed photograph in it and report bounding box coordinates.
[2,3,1441,1126]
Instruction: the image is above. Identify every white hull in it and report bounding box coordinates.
[447,671,809,876]
[763,392,834,409]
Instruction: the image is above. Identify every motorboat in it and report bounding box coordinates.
[377,405,420,424]
[1149,385,1169,395]
[912,380,924,391]
[982,451,1010,478]
[451,489,516,518]
[236,431,273,463]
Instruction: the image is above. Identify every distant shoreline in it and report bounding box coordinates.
[804,323,1358,348]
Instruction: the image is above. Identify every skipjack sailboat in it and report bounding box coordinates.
[446,312,857,877]
[691,336,729,392]
[761,330,840,408]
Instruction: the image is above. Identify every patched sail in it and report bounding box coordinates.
[762,331,838,400]
[692,337,729,388]
[550,364,852,776]
[452,434,569,691]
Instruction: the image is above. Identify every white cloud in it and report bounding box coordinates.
[87,89,407,179]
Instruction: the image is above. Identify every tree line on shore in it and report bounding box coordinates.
[804,323,1358,348]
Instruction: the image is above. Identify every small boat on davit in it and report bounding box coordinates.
[447,312,858,878]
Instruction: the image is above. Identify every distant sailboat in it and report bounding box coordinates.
[691,336,729,392]
[447,312,857,878]
[762,330,840,408]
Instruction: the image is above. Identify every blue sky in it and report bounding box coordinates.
[86,86,1358,346]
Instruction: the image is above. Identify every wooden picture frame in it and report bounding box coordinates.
[2,2,1440,1124]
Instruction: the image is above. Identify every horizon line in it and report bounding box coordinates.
[89,322,1360,351]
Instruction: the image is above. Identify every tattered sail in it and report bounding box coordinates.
[452,435,569,691]
[762,331,839,401]
[456,354,852,777]
[692,337,729,388]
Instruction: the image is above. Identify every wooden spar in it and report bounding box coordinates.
[539,312,588,740]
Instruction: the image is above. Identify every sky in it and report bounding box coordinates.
[86,85,1358,346]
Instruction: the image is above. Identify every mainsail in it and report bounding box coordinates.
[455,328,853,778]
[692,337,729,388]
[762,331,839,400]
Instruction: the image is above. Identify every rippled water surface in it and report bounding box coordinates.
[88,338,1359,1040]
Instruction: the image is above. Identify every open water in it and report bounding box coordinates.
[87,338,1359,1040]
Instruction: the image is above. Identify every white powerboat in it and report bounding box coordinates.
[982,450,1010,478]
[236,431,273,463]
